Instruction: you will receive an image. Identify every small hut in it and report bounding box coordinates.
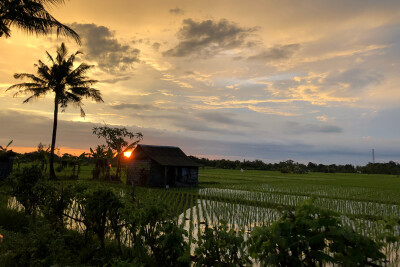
[127,144,199,187]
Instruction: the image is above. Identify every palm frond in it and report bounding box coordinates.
[2,0,81,44]
[56,42,68,63]
[36,0,66,7]
[66,50,83,65]
[68,63,93,78]
[88,88,104,103]
[46,51,54,64]
[13,73,46,84]
[22,90,48,103]
[79,105,85,117]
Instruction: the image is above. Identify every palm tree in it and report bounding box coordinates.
[0,0,80,44]
[7,43,103,179]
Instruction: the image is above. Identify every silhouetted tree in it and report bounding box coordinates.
[93,126,142,181]
[0,0,80,43]
[7,43,103,179]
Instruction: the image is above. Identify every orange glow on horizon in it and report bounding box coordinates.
[124,151,132,158]
[9,146,89,156]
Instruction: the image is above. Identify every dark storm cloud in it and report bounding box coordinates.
[109,103,158,110]
[70,23,140,73]
[163,18,257,57]
[169,7,184,15]
[248,43,300,61]
[285,121,343,134]
[196,111,254,127]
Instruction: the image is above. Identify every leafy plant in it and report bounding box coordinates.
[36,183,73,230]
[78,188,123,250]
[7,165,44,216]
[194,220,250,267]
[248,198,385,266]
[135,202,190,267]
[0,140,16,161]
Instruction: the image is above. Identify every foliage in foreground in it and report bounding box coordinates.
[0,166,394,266]
[194,220,250,266]
[248,198,386,266]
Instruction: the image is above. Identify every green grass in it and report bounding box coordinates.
[198,168,400,204]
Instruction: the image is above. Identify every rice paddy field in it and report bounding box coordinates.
[5,167,400,265]
[159,169,400,264]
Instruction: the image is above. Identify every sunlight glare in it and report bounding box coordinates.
[124,151,132,158]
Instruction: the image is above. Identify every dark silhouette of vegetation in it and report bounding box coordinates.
[7,43,103,179]
[7,165,43,216]
[93,126,142,181]
[0,140,16,161]
[0,0,80,43]
[190,156,400,175]
[88,145,114,180]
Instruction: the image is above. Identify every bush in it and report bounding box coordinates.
[194,220,250,266]
[134,202,191,267]
[248,198,385,266]
[55,164,64,173]
[0,222,83,266]
[0,207,30,232]
[7,165,44,215]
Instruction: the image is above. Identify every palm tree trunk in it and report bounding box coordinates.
[49,98,59,180]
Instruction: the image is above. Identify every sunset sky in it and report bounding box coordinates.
[1,0,400,164]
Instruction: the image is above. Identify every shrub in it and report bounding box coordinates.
[0,222,83,266]
[194,220,250,266]
[248,198,385,266]
[7,165,44,216]
[134,203,190,266]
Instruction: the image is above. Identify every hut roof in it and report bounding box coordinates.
[134,144,200,167]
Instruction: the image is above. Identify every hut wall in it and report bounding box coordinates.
[127,159,151,186]
[176,167,198,187]
[189,167,199,186]
[149,161,166,187]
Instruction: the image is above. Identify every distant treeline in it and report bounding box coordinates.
[189,156,400,175]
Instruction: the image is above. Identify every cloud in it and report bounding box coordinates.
[100,76,131,84]
[70,23,140,74]
[196,111,254,127]
[173,121,244,135]
[169,7,184,15]
[109,103,158,111]
[285,121,343,134]
[323,68,383,95]
[152,42,161,51]
[248,44,300,61]
[163,18,257,57]
[0,109,102,149]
